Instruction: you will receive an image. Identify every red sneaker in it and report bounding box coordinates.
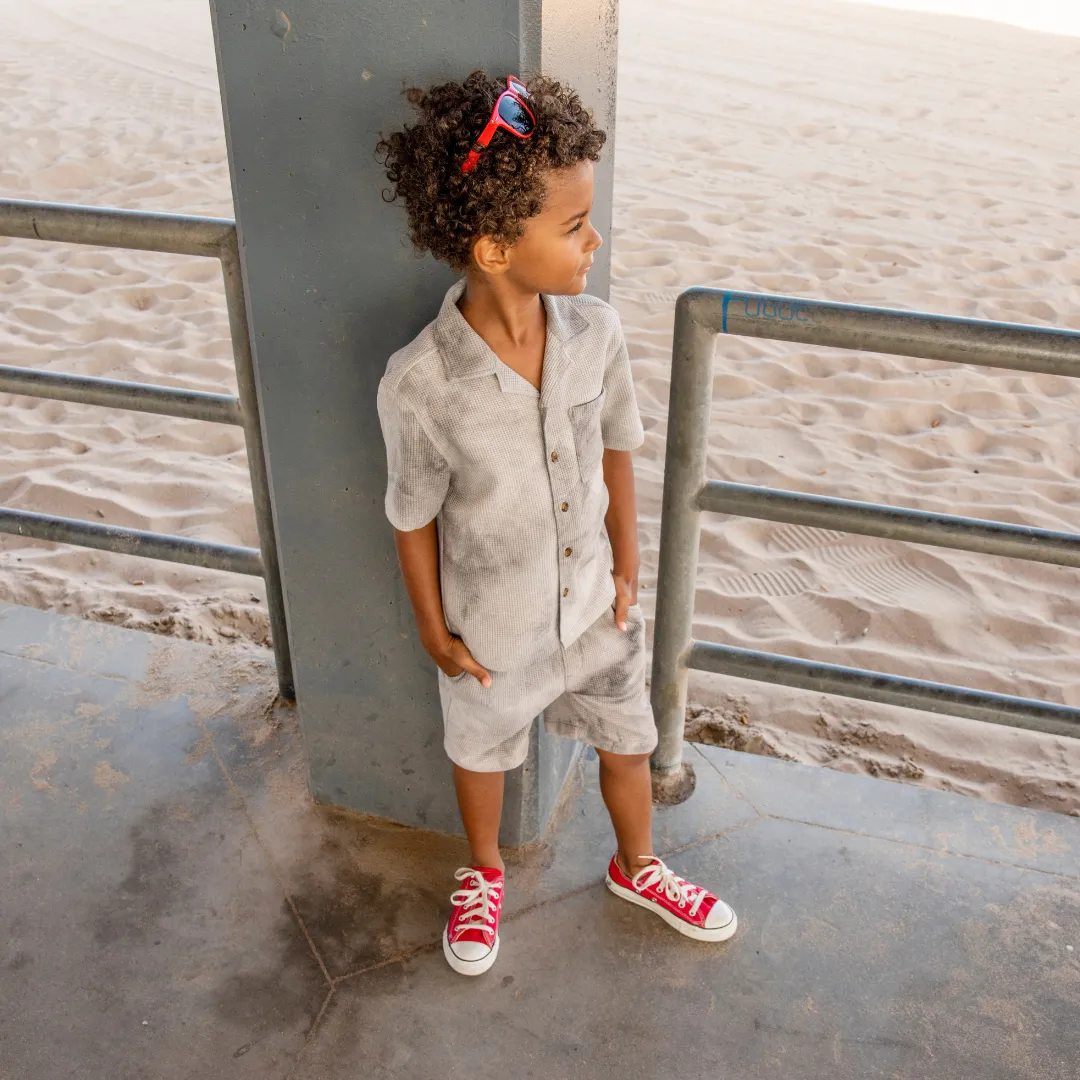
[442,866,504,975]
[606,855,737,942]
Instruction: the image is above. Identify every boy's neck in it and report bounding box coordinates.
[458,271,545,353]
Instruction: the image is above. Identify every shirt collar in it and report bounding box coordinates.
[434,278,590,383]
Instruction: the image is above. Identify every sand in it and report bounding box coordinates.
[3,0,1079,815]
[0,1,262,645]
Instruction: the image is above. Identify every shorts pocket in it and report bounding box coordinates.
[568,389,606,485]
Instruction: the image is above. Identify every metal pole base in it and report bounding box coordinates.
[651,761,696,807]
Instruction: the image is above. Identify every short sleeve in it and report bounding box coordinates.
[600,321,645,451]
[377,384,450,531]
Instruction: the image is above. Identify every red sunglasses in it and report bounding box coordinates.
[460,76,535,176]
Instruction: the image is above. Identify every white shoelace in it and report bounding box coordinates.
[631,857,708,918]
[449,867,502,935]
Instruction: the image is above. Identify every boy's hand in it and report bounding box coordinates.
[613,571,638,633]
[424,629,492,688]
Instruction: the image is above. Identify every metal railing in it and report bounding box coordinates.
[0,199,294,699]
[651,288,1080,791]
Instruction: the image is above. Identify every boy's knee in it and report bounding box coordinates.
[595,748,651,770]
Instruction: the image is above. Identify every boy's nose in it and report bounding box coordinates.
[587,226,603,251]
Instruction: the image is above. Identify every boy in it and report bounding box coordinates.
[377,71,736,975]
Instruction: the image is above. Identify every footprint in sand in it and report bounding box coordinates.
[711,567,816,600]
[778,593,872,644]
[644,222,712,247]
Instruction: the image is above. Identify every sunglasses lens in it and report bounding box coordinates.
[497,93,534,134]
[508,78,529,97]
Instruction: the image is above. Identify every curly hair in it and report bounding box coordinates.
[376,71,606,271]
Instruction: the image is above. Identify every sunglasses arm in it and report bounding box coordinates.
[460,119,501,174]
[460,118,500,176]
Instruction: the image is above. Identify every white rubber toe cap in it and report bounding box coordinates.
[705,899,736,931]
[443,929,500,976]
[449,939,493,963]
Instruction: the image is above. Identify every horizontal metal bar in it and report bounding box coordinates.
[0,508,263,577]
[680,288,1080,380]
[0,364,242,425]
[699,480,1080,569]
[0,199,234,258]
[688,641,1080,740]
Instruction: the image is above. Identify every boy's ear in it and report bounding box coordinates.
[471,234,512,276]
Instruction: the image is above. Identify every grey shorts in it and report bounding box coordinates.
[438,604,658,772]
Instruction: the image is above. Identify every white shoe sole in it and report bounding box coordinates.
[605,875,737,942]
[443,928,500,976]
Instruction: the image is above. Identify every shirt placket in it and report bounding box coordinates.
[542,405,577,632]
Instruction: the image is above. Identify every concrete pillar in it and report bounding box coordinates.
[209,1,619,843]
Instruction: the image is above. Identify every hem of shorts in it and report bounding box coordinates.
[543,718,658,757]
[444,741,531,774]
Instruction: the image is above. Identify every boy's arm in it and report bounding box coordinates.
[394,522,492,687]
[602,448,640,632]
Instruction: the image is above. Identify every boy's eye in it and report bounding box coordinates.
[568,220,584,233]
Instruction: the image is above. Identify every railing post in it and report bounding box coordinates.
[218,232,295,701]
[656,288,1080,747]
[0,198,296,701]
[650,291,716,804]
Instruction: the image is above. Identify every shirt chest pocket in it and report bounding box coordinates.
[568,389,606,485]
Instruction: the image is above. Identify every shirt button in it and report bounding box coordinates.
[551,451,559,462]
[564,547,573,557]
[563,587,569,597]
[561,502,569,512]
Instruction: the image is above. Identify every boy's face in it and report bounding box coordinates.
[497,160,603,296]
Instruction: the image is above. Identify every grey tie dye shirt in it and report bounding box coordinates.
[377,279,644,672]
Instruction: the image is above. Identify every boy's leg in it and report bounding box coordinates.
[555,612,736,942]
[445,764,506,976]
[453,764,506,872]
[596,749,654,879]
[440,666,553,975]
[597,746,738,942]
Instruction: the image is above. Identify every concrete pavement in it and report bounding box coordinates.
[1,601,1077,1079]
